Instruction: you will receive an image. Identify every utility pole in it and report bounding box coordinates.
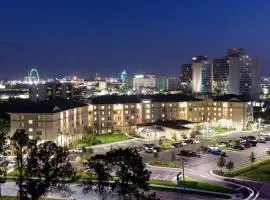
[182,156,185,190]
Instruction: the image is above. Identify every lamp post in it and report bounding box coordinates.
[258,118,262,130]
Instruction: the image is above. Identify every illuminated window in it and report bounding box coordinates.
[162,114,165,117]
[102,111,105,115]
[162,104,165,107]
[28,120,33,125]
[29,128,33,132]
[125,110,129,114]
[218,113,221,116]
[131,105,134,108]
[214,113,216,116]
[218,108,221,111]
[230,108,233,112]
[214,108,217,111]
[214,103,217,106]
[169,104,172,107]
[194,108,197,111]
[125,105,129,109]
[146,109,150,114]
[101,117,105,121]
[108,111,111,115]
[20,122,24,128]
[102,123,105,127]
[20,115,24,120]
[37,115,41,120]
[94,106,97,109]
[131,116,135,119]
[230,113,232,117]
[146,114,151,119]
[94,117,97,121]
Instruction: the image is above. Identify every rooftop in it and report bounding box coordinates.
[212,94,251,102]
[0,99,88,114]
[90,94,200,104]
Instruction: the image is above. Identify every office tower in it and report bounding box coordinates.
[213,48,260,99]
[180,64,192,86]
[191,56,213,93]
[132,75,157,91]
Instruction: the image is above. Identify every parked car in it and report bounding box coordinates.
[241,142,251,148]
[257,137,266,143]
[266,149,270,155]
[180,141,187,146]
[218,142,229,148]
[208,145,219,150]
[194,139,200,144]
[247,140,257,147]
[200,146,211,152]
[232,145,245,150]
[178,150,196,157]
[211,149,226,157]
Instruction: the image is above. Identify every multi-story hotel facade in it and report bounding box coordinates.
[88,94,253,133]
[3,99,88,145]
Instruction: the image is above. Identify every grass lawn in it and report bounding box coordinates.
[241,162,270,182]
[149,177,233,194]
[149,161,180,168]
[213,127,233,134]
[95,133,128,144]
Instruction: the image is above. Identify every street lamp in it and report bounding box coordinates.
[258,118,262,130]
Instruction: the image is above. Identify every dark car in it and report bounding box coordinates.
[185,140,194,144]
[232,145,245,150]
[241,142,251,148]
[172,142,183,148]
[200,146,211,152]
[257,138,266,143]
[246,136,256,141]
[178,150,196,157]
[211,149,226,157]
[247,140,257,147]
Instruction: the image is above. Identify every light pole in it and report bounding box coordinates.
[258,118,262,130]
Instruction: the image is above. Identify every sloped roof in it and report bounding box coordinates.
[90,94,200,104]
[0,99,88,114]
[212,94,250,102]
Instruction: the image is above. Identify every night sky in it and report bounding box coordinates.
[0,0,270,79]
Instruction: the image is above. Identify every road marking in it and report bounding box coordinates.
[163,175,170,181]
[237,186,244,190]
[152,174,160,180]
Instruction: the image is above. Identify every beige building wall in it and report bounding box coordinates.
[9,105,89,144]
[89,99,253,133]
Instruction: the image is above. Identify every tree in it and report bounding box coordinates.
[84,148,159,200]
[153,151,159,162]
[83,155,111,199]
[0,118,9,197]
[226,160,234,174]
[171,150,176,162]
[172,133,177,142]
[250,151,256,165]
[23,141,76,200]
[217,156,226,174]
[11,129,29,199]
[158,138,163,145]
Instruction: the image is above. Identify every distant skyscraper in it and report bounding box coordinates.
[191,56,213,93]
[213,48,260,98]
[121,70,128,83]
[180,64,192,85]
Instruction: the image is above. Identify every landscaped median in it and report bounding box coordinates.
[73,133,129,148]
[149,177,233,198]
[213,158,270,178]
[149,161,180,168]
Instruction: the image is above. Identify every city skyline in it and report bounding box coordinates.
[1,0,270,79]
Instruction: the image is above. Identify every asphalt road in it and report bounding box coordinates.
[0,182,224,200]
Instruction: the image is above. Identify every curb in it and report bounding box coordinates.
[149,184,232,197]
[146,162,193,171]
[209,170,257,200]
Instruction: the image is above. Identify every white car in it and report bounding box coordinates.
[7,161,16,169]
[208,145,218,150]
[192,139,200,144]
[260,132,270,137]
